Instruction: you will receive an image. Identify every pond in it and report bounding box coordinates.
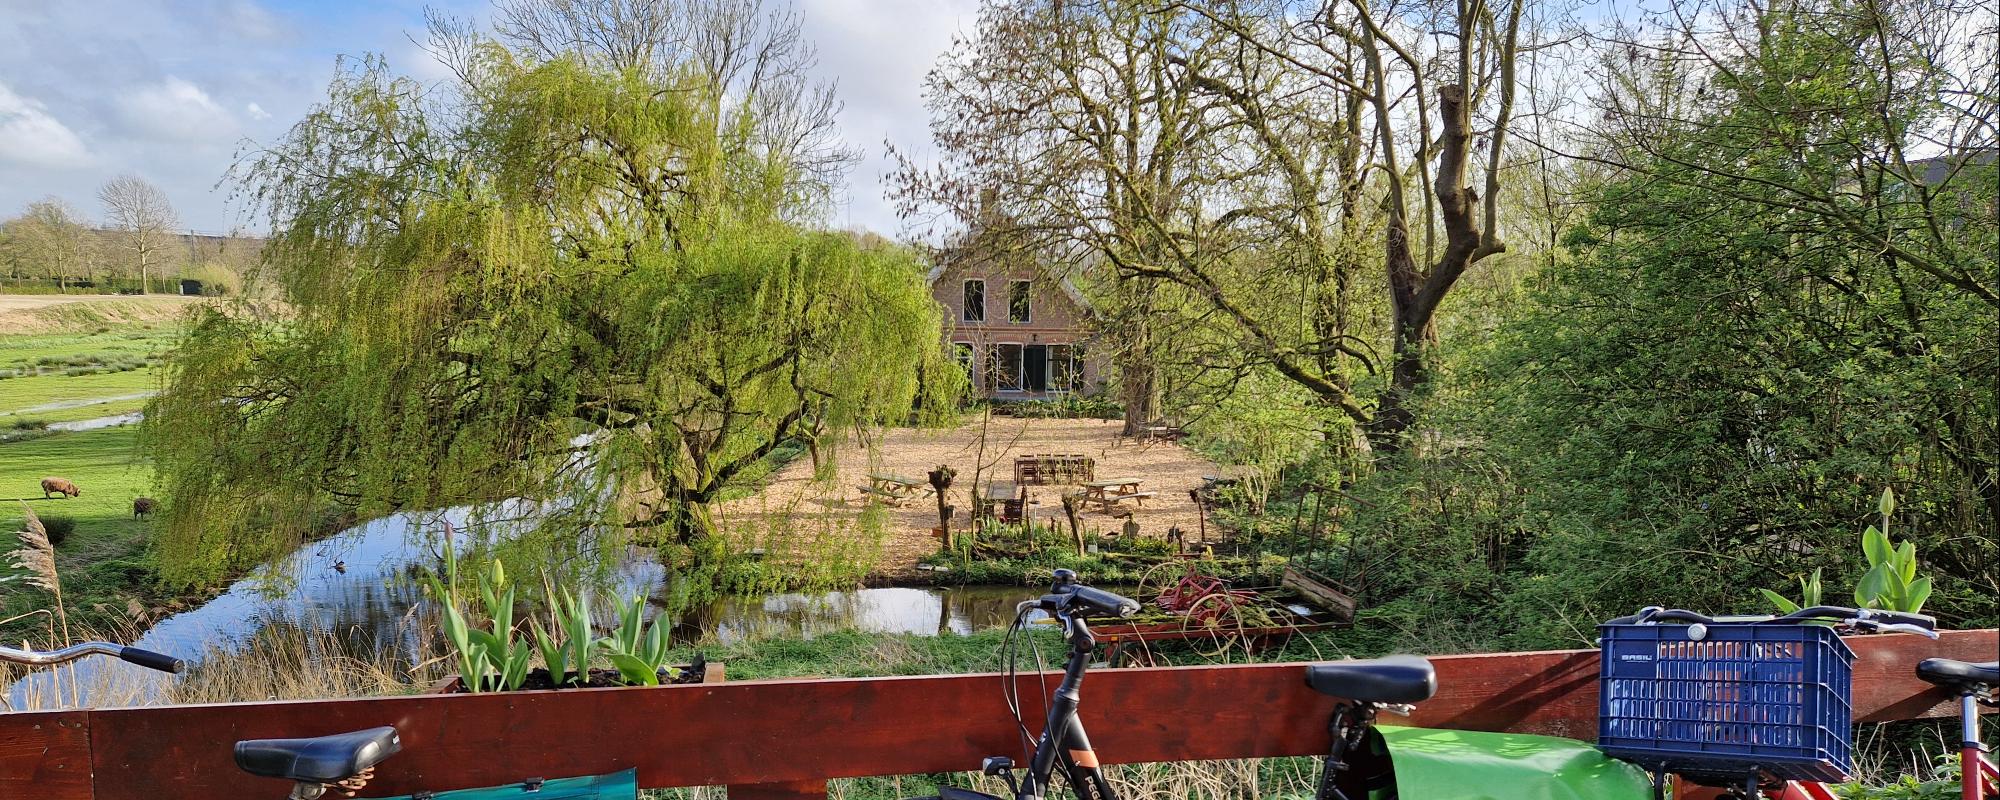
[4,501,1062,708]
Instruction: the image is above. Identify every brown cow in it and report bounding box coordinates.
[133,496,158,519]
[40,477,81,499]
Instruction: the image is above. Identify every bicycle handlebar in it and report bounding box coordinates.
[1042,569,1140,619]
[1606,605,1938,638]
[0,641,186,674]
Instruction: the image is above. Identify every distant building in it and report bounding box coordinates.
[928,256,1104,400]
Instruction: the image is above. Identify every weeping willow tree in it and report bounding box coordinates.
[143,42,958,588]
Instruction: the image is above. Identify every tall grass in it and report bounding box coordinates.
[2,618,443,712]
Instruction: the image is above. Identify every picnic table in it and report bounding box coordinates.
[858,473,931,506]
[1013,453,1095,485]
[1078,477,1156,512]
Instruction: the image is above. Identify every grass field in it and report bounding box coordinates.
[0,295,188,641]
[0,425,168,638]
[0,369,157,420]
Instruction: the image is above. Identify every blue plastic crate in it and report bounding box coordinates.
[1597,621,1855,784]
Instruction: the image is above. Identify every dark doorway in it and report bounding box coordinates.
[1023,345,1049,392]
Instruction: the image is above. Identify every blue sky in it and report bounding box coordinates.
[0,0,978,236]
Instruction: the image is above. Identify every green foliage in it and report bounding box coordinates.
[146,44,960,588]
[1834,754,1964,799]
[1854,490,1933,614]
[1759,568,1825,615]
[596,594,676,686]
[426,546,532,692]
[37,515,75,547]
[992,395,1122,420]
[529,583,594,686]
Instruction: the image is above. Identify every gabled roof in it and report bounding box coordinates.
[925,260,1095,315]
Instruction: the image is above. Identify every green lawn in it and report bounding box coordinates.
[0,369,158,416]
[0,308,182,640]
[0,327,174,375]
[0,425,164,639]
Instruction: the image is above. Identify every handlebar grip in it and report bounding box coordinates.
[1067,585,1140,618]
[118,646,184,674]
[1861,609,1936,629]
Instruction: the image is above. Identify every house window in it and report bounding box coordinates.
[953,342,975,386]
[962,280,985,322]
[988,343,1023,391]
[1049,344,1084,391]
[1008,280,1031,323]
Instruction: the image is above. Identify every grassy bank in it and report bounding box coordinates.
[0,425,179,639]
[0,296,197,641]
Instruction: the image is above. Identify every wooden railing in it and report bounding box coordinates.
[3,629,1991,800]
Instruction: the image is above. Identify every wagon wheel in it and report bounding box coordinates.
[1179,592,1260,659]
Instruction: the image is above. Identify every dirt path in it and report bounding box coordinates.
[716,416,1226,578]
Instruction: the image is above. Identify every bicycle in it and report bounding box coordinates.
[902,567,1437,800]
[1914,655,1997,800]
[1595,605,1947,800]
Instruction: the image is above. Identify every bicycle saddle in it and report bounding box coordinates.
[1306,655,1437,704]
[235,726,401,783]
[1917,658,1999,691]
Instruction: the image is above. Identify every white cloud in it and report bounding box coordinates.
[116,76,238,143]
[245,101,271,120]
[0,81,92,169]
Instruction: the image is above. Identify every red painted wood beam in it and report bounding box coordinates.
[0,629,1987,800]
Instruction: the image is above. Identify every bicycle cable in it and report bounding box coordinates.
[1000,601,1059,784]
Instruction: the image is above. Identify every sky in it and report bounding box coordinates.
[0,0,978,237]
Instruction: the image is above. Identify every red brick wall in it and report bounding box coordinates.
[931,260,1104,398]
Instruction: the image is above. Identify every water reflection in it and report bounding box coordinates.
[4,495,1064,708]
[675,585,1055,644]
[48,412,143,431]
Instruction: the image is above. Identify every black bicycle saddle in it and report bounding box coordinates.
[235,726,401,783]
[1306,655,1437,704]
[1917,658,1999,692]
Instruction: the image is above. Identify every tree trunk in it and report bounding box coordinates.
[1120,356,1158,436]
[928,465,956,552]
[1062,493,1085,558]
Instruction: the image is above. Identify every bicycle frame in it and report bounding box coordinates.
[1010,613,1117,800]
[1955,692,1997,800]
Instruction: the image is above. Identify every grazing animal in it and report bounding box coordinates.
[40,477,81,499]
[133,497,158,519]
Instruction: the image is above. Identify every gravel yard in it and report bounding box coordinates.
[716,415,1225,578]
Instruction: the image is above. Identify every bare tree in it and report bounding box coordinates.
[5,198,95,287]
[901,0,1531,453]
[473,0,857,215]
[98,175,181,294]
[1185,0,1527,451]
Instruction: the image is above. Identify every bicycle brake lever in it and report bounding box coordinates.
[1868,621,1940,639]
[1379,703,1415,717]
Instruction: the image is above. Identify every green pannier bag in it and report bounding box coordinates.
[375,769,636,800]
[1367,726,1655,799]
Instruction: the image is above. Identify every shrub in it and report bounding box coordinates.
[40,516,76,547]
[178,263,244,296]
